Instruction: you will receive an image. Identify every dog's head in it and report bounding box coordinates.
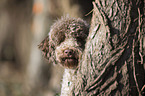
[39,16,89,69]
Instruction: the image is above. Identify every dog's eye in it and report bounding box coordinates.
[58,35,65,44]
[57,32,65,44]
[52,31,65,45]
[76,37,86,48]
[76,37,82,41]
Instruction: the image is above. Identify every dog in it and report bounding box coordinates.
[39,15,89,69]
[38,15,89,95]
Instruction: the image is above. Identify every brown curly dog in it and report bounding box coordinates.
[38,15,89,69]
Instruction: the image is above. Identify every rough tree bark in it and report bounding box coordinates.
[72,0,145,96]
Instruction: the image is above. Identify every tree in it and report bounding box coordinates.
[72,0,145,95]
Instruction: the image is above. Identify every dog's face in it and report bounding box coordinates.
[55,38,83,69]
[39,16,89,69]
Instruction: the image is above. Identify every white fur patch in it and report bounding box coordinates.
[61,69,76,96]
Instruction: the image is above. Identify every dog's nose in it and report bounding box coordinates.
[64,49,73,56]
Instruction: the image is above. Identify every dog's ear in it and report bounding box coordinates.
[38,36,57,64]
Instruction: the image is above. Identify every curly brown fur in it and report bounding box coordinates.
[38,15,89,69]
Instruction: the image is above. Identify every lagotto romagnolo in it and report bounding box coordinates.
[38,15,89,95]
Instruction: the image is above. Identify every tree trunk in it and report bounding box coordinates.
[72,0,145,95]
